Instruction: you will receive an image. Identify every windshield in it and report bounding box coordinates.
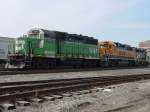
[100,44,108,48]
[28,30,40,38]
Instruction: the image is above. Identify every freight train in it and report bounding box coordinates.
[99,41,148,66]
[5,28,148,69]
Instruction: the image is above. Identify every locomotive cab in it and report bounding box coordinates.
[5,38,32,68]
[99,41,115,66]
[99,41,115,58]
[99,41,137,67]
[5,29,45,69]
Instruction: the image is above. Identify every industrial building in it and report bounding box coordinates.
[139,40,150,63]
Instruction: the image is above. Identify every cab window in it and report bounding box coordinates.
[100,44,108,48]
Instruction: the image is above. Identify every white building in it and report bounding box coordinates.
[139,40,150,63]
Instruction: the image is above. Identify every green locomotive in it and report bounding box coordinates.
[6,28,100,68]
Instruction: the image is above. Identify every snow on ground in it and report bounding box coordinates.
[9,79,150,112]
[0,67,150,83]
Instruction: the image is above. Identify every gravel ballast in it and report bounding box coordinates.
[9,79,150,112]
[0,68,150,83]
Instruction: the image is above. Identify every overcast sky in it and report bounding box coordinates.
[0,0,150,46]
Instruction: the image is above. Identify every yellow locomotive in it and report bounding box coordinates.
[99,41,142,66]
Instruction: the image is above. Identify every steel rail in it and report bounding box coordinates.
[0,66,149,75]
[0,73,150,103]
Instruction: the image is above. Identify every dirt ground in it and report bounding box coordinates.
[9,79,150,112]
[0,67,150,83]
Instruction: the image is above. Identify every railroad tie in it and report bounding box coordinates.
[30,98,44,103]
[62,93,72,97]
[42,96,55,101]
[51,95,63,99]
[16,100,30,106]
[0,103,16,111]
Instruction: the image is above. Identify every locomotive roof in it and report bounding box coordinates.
[42,29,67,36]
[41,29,97,40]
[28,28,98,44]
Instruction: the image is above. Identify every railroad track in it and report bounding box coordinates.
[0,73,150,111]
[0,66,149,75]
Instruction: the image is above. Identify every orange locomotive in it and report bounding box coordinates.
[99,41,146,66]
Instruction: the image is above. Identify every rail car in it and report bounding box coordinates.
[6,28,99,69]
[99,41,135,66]
[99,41,148,67]
[0,37,15,67]
[5,28,149,69]
[135,48,148,65]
